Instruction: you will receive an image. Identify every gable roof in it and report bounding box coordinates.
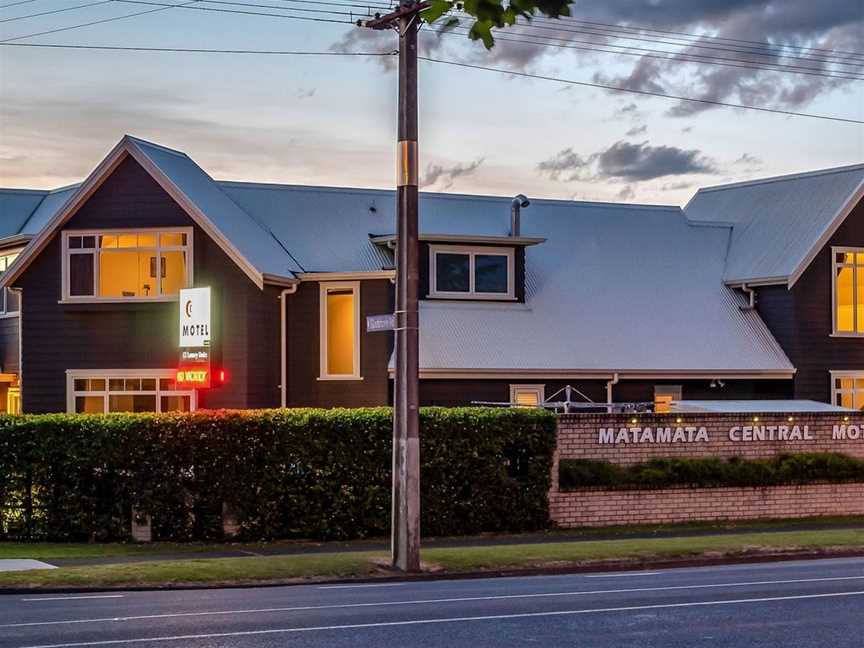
[685,164,864,286]
[1,136,300,290]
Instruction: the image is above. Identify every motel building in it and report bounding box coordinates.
[0,135,861,415]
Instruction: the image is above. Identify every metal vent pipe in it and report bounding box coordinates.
[511,194,529,237]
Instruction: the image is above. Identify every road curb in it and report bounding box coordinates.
[2,547,864,595]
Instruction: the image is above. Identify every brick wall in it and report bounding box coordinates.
[550,412,864,528]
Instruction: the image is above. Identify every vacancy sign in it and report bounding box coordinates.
[177,287,212,388]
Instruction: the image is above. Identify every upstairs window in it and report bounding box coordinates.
[834,248,864,335]
[510,384,545,408]
[319,282,361,380]
[0,249,22,315]
[62,229,192,301]
[429,245,514,300]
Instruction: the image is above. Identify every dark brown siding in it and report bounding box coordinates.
[285,279,392,407]
[13,156,281,413]
[0,315,18,375]
[755,197,864,403]
[420,378,791,407]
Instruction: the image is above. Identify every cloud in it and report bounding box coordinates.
[536,148,589,182]
[625,124,648,136]
[330,27,399,70]
[538,140,718,183]
[420,157,485,189]
[734,153,762,165]
[617,185,636,200]
[296,88,316,100]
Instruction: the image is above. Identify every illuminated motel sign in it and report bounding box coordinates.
[177,287,213,389]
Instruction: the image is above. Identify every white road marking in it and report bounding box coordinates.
[319,583,406,589]
[585,572,660,578]
[4,574,864,628]
[18,589,864,648]
[20,596,125,602]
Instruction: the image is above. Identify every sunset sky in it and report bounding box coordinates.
[1,0,861,205]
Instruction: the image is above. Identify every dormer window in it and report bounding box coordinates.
[429,245,514,300]
[61,228,192,302]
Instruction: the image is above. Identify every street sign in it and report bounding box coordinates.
[367,313,397,332]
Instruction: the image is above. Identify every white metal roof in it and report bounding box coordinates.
[410,201,794,375]
[685,164,864,286]
[671,400,852,413]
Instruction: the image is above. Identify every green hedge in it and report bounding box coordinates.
[0,407,556,542]
[559,453,864,491]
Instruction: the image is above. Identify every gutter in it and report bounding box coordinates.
[279,284,300,407]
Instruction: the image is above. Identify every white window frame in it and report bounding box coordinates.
[0,248,24,318]
[61,227,193,303]
[832,246,864,337]
[66,369,197,414]
[319,281,362,381]
[429,244,515,300]
[510,384,545,408]
[831,370,864,410]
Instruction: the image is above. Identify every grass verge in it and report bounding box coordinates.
[1,527,863,590]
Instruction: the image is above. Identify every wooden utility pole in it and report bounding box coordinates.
[362,1,427,573]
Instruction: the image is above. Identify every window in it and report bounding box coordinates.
[319,282,360,380]
[832,371,864,410]
[510,384,545,408]
[429,245,514,299]
[833,248,864,335]
[654,385,682,413]
[62,229,192,301]
[67,370,195,414]
[0,248,22,315]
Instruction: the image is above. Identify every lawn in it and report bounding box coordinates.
[1,527,863,589]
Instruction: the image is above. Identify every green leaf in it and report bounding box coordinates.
[421,0,453,25]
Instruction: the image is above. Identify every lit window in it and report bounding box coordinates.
[67,371,195,413]
[654,385,682,413]
[319,282,360,380]
[0,248,22,315]
[834,248,864,335]
[63,229,191,301]
[510,384,544,408]
[430,245,514,299]
[832,372,864,410]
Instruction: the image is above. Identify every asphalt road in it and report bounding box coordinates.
[2,557,864,647]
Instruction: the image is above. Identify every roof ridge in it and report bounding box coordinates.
[694,163,864,194]
[124,134,188,159]
[0,188,48,195]
[217,180,681,211]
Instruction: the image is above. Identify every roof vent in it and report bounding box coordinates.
[511,194,530,237]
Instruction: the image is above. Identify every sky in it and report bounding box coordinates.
[0,0,862,205]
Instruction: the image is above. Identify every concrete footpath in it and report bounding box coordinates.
[2,556,863,647]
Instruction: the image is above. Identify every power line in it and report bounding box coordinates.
[0,0,114,24]
[1,0,202,42]
[418,55,864,124]
[0,0,42,9]
[264,0,394,10]
[505,17,864,69]
[113,0,359,23]
[428,26,864,81]
[0,40,396,54]
[541,15,864,60]
[144,0,374,19]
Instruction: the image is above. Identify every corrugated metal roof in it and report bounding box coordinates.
[0,189,47,240]
[129,138,302,278]
[410,200,793,373]
[685,164,864,284]
[672,400,851,413]
[19,185,79,236]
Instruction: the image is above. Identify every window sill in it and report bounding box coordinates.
[0,311,19,319]
[58,299,178,312]
[317,376,364,382]
[830,332,864,338]
[60,297,178,305]
[426,294,518,302]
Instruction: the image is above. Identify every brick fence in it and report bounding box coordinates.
[549,412,864,528]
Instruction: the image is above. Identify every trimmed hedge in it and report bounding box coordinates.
[0,407,556,542]
[559,453,864,491]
